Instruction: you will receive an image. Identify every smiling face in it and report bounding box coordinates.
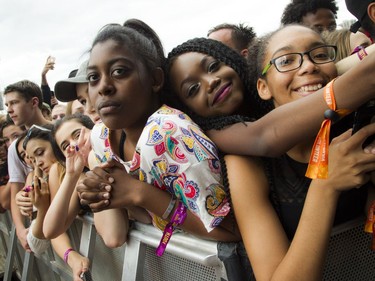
[258,25,337,108]
[25,138,56,175]
[87,39,160,130]
[169,52,245,118]
[54,119,90,158]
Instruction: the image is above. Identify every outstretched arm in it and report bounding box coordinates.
[51,233,90,281]
[336,44,375,75]
[208,51,375,157]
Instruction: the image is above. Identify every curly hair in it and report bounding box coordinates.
[281,0,338,26]
[165,37,271,131]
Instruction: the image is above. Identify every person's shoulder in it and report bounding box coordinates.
[91,121,110,140]
[148,105,197,127]
[8,139,17,152]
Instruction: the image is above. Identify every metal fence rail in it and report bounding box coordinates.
[1,212,375,281]
[0,212,227,281]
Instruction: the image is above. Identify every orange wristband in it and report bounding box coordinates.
[306,79,351,179]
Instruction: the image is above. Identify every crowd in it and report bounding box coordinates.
[1,0,375,280]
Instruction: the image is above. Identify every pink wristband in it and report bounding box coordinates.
[156,201,187,256]
[64,248,74,263]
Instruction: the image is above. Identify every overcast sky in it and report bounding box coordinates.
[0,0,355,94]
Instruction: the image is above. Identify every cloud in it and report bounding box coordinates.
[0,0,355,92]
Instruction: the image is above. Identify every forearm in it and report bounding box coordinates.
[41,75,48,86]
[32,209,47,239]
[51,233,73,260]
[132,180,240,241]
[336,44,375,76]
[44,174,80,238]
[11,186,27,232]
[271,181,339,281]
[52,232,90,278]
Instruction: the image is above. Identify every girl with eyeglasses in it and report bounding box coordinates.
[15,124,91,281]
[165,24,375,280]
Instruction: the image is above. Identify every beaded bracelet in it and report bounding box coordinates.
[156,201,187,256]
[162,196,176,220]
[64,248,74,263]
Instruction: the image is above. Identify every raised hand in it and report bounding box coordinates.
[30,175,50,212]
[65,128,91,175]
[325,123,375,192]
[15,187,33,217]
[77,158,140,212]
[41,56,55,76]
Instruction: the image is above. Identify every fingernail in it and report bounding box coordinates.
[105,185,111,191]
[103,193,110,199]
[108,177,114,183]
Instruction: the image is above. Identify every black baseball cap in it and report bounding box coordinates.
[345,0,374,32]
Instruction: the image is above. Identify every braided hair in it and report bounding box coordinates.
[165,37,271,131]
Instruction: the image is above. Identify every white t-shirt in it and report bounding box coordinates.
[7,139,32,184]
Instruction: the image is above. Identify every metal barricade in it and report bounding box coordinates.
[1,212,375,281]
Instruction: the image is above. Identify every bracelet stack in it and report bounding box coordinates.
[156,201,187,257]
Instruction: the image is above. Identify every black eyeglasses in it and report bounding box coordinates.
[262,45,337,76]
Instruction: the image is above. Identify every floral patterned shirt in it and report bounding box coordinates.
[90,105,230,232]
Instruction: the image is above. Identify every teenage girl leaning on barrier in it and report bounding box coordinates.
[15,125,90,281]
[76,19,242,250]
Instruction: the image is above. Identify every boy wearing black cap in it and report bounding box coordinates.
[54,60,100,123]
[346,0,375,40]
